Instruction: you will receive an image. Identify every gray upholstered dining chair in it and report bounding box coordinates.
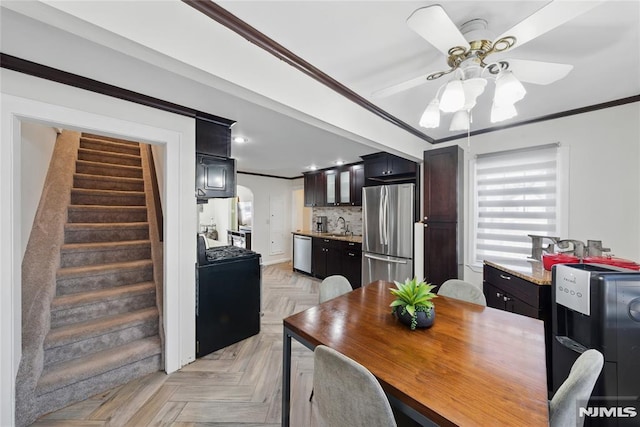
[313,345,397,427]
[319,275,353,303]
[549,349,604,427]
[437,279,487,306]
[309,275,354,402]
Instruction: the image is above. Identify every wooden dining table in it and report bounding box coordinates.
[282,280,549,426]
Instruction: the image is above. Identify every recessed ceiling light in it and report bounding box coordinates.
[233,136,248,143]
[307,165,318,171]
[335,160,345,166]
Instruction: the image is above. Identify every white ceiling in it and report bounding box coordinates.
[219,0,640,141]
[2,1,639,178]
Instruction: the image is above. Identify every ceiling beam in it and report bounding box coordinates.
[182,0,435,144]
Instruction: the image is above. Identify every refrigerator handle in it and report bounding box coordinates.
[379,187,384,245]
[364,253,408,264]
[383,186,389,245]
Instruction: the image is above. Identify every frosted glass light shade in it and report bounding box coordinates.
[494,71,526,107]
[439,79,465,112]
[490,102,518,123]
[449,110,470,131]
[419,98,440,128]
[462,78,487,109]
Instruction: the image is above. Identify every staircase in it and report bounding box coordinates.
[29,133,163,421]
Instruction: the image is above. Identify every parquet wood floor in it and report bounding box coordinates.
[33,262,321,426]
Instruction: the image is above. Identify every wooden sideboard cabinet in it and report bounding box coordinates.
[483,262,552,391]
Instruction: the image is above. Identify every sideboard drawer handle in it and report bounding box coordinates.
[500,274,512,280]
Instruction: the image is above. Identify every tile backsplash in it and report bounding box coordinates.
[312,206,363,235]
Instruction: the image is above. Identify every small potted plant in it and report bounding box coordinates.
[390,277,437,330]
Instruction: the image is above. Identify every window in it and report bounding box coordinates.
[470,143,568,269]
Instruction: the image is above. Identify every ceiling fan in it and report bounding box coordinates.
[373,1,604,103]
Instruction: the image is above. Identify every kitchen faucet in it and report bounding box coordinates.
[337,216,346,234]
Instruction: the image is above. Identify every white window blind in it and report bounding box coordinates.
[471,144,564,269]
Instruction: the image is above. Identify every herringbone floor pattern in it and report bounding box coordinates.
[33,262,321,426]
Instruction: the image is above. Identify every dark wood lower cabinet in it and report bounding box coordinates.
[312,237,361,289]
[483,263,552,391]
[342,242,362,288]
[312,238,340,278]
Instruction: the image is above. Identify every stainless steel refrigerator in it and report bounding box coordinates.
[362,183,415,285]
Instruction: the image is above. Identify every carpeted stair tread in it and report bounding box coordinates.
[36,336,161,396]
[73,173,144,192]
[80,137,141,156]
[70,188,146,207]
[77,148,141,167]
[67,205,148,223]
[76,160,142,179]
[61,239,151,252]
[51,281,155,311]
[57,259,153,280]
[45,306,159,350]
[65,222,149,231]
[82,133,140,146]
[71,187,145,197]
[60,239,152,265]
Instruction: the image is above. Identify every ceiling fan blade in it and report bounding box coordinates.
[502,59,573,85]
[371,74,430,99]
[407,5,468,56]
[496,0,605,50]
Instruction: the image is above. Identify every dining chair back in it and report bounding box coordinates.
[549,349,604,427]
[438,279,487,306]
[319,275,352,303]
[313,345,397,427]
[309,275,353,402]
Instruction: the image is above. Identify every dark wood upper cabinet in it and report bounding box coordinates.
[324,169,338,206]
[304,171,325,207]
[350,164,365,206]
[303,163,364,207]
[196,116,233,157]
[362,152,417,185]
[423,146,463,222]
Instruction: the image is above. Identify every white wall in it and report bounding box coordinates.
[449,102,640,287]
[237,173,294,265]
[198,198,234,244]
[19,121,58,257]
[1,69,197,426]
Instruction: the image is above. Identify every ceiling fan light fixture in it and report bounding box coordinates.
[419,98,441,128]
[439,79,465,112]
[449,109,470,131]
[493,70,526,107]
[490,102,518,123]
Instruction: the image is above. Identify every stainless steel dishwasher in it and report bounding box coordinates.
[293,234,312,274]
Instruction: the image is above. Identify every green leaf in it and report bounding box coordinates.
[405,304,415,317]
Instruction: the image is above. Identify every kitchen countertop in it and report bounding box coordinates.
[292,230,362,244]
[484,260,552,285]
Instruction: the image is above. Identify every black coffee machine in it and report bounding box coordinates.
[315,216,327,233]
[552,263,640,426]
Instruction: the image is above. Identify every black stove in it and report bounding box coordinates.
[205,245,258,263]
[196,239,262,358]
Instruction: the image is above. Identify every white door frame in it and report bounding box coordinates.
[1,93,197,425]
